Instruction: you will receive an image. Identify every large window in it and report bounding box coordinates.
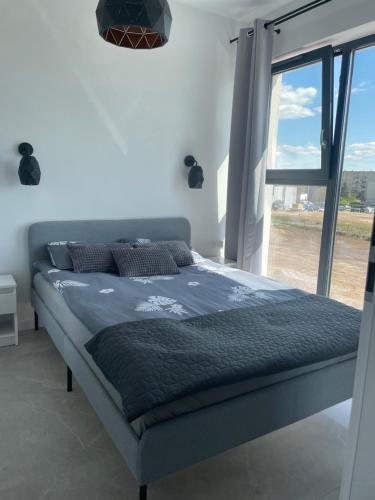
[265,36,375,308]
[267,185,326,293]
[266,47,333,187]
[330,45,375,309]
[269,62,323,171]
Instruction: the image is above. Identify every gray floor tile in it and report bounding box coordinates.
[0,330,350,499]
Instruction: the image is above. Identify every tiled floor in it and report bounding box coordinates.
[0,330,351,500]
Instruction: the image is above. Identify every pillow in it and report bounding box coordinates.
[112,247,180,278]
[47,241,77,270]
[135,240,194,267]
[117,238,151,244]
[134,238,151,244]
[67,243,130,273]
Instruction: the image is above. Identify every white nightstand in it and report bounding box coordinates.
[0,275,18,347]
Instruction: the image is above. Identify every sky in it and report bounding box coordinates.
[275,45,375,172]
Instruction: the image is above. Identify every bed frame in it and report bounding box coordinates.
[29,218,356,500]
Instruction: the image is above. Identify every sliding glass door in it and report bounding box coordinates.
[330,45,375,308]
[265,47,333,293]
[264,36,375,308]
[266,184,326,293]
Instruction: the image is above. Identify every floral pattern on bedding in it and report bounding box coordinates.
[36,258,304,335]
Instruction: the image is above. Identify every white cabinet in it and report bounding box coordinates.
[0,275,18,347]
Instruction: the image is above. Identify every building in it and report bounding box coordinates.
[342,171,375,202]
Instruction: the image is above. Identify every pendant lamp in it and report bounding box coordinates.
[96,0,172,49]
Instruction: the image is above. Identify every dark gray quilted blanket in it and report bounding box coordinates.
[85,293,360,421]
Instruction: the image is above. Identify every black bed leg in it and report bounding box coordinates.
[67,366,73,393]
[139,485,147,500]
[34,311,39,331]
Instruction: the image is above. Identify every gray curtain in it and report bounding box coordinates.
[225,19,274,273]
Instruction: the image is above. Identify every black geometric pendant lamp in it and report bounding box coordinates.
[96,0,172,50]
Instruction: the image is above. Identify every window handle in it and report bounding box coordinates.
[321,129,328,149]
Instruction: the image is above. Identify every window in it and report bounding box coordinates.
[266,185,326,293]
[330,45,375,309]
[264,36,375,308]
[267,47,333,186]
[270,63,323,171]
[264,47,333,294]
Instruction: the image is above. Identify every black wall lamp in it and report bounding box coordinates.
[18,143,41,186]
[184,155,204,189]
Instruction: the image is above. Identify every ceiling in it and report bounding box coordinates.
[176,0,299,22]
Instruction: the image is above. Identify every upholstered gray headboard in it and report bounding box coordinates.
[28,217,191,277]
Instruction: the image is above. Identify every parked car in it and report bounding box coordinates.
[272,200,284,210]
[363,206,375,214]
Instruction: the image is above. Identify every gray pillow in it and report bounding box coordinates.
[47,241,77,270]
[135,240,194,267]
[112,247,180,278]
[117,238,151,244]
[68,243,130,274]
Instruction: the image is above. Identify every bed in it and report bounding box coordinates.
[29,218,359,500]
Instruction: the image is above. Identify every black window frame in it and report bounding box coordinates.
[266,45,334,186]
[265,34,375,299]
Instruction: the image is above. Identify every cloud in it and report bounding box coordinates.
[278,142,375,162]
[273,142,375,171]
[345,142,375,161]
[351,81,372,95]
[275,144,321,169]
[278,84,318,120]
[278,144,320,155]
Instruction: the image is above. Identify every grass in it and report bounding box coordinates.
[271,211,373,240]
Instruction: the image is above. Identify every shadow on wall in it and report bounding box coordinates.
[208,32,236,258]
[30,0,130,158]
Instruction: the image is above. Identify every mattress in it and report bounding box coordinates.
[33,257,357,436]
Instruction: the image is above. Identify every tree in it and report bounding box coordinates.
[341,182,349,198]
[340,192,361,205]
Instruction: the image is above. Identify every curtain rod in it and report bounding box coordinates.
[230,0,333,44]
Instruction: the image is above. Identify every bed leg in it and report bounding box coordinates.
[34,311,39,331]
[67,366,73,393]
[139,485,147,500]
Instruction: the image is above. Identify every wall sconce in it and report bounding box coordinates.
[18,143,41,185]
[184,155,204,189]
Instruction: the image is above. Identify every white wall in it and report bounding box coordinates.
[0,0,236,330]
[340,285,375,500]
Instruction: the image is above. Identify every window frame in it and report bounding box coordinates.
[266,46,334,186]
[319,34,375,296]
[265,34,375,299]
